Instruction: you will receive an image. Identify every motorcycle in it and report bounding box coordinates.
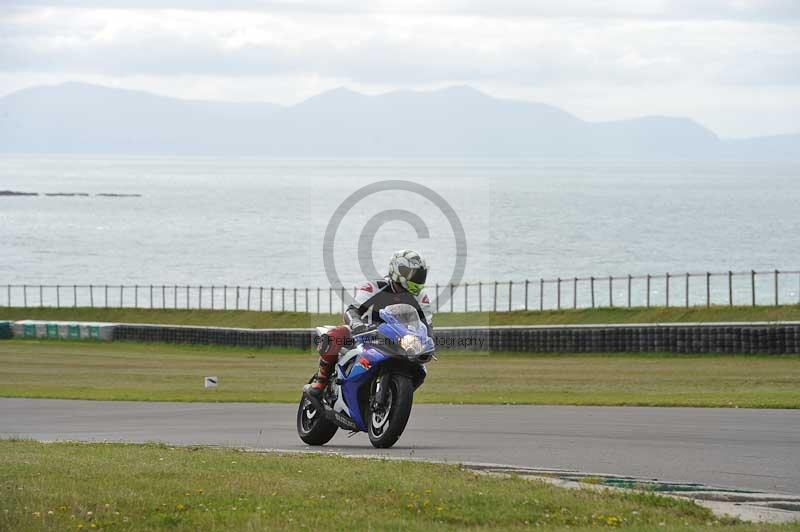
[297,303,435,448]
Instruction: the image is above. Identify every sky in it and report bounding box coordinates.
[1,0,799,138]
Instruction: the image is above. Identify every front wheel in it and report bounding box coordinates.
[296,394,338,445]
[368,374,414,448]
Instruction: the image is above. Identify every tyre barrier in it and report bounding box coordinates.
[432,323,800,354]
[112,324,313,350]
[111,322,800,353]
[0,321,11,339]
[2,320,799,354]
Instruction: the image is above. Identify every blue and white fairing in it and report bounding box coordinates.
[334,304,433,431]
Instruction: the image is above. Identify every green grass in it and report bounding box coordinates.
[1,340,798,408]
[1,439,788,531]
[3,304,800,329]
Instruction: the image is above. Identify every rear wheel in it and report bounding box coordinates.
[296,394,338,445]
[368,374,414,448]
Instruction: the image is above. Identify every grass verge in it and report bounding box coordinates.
[0,439,781,531]
[2,304,800,328]
[1,340,798,408]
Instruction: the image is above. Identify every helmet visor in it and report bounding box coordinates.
[398,265,427,284]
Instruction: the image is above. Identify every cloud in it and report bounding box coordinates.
[5,0,800,20]
[2,8,798,87]
[0,2,798,137]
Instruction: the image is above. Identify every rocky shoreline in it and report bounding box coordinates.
[1,190,141,197]
[0,190,38,196]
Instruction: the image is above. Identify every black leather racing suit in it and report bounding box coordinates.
[344,278,433,334]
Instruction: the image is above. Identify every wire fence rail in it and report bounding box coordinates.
[3,269,800,314]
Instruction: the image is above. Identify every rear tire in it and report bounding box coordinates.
[368,374,414,449]
[296,394,338,446]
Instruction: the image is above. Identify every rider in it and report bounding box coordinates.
[304,249,432,397]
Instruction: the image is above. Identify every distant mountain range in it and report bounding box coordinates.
[1,82,797,160]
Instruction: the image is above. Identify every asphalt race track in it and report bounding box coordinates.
[2,398,799,495]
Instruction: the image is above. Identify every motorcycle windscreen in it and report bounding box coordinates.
[379,303,427,337]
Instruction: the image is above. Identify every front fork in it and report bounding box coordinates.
[370,371,390,411]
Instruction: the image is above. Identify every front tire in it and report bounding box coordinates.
[296,394,338,446]
[368,374,414,448]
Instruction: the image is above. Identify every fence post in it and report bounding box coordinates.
[316,287,320,314]
[271,287,274,312]
[7,284,11,307]
[608,276,613,307]
[557,278,561,310]
[665,274,670,307]
[775,269,779,306]
[340,287,344,314]
[478,282,483,312]
[645,275,650,308]
[185,285,189,309]
[281,287,285,312]
[435,284,440,312]
[23,284,27,307]
[751,270,756,306]
[247,286,251,311]
[211,286,215,310]
[174,285,178,309]
[39,285,43,308]
[56,285,60,308]
[539,278,544,311]
[464,282,468,312]
[328,287,332,314]
[685,273,689,308]
[105,284,108,309]
[261,287,265,312]
[199,286,203,309]
[704,272,710,307]
[728,271,733,306]
[293,288,297,312]
[304,287,308,312]
[236,286,240,310]
[571,277,576,309]
[223,285,227,310]
[161,285,164,309]
[73,284,77,307]
[120,285,124,309]
[590,276,595,308]
[508,281,512,311]
[627,275,631,308]
[89,285,94,308]
[493,281,498,312]
[524,279,529,311]
[450,284,454,313]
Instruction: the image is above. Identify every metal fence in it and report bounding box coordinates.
[3,269,800,313]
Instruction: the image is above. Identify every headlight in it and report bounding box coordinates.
[399,334,423,355]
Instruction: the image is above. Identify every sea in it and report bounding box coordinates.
[1,155,799,310]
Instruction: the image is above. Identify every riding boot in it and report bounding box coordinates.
[304,356,336,396]
[303,325,350,396]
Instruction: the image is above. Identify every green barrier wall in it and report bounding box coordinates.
[0,321,11,339]
[10,320,116,341]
